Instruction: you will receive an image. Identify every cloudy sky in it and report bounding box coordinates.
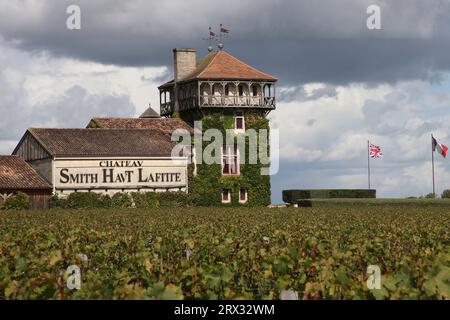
[1,0,450,202]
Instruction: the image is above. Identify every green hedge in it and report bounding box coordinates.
[283,189,376,203]
[50,191,191,209]
[2,192,30,210]
[441,189,450,199]
[296,198,450,208]
[61,192,112,209]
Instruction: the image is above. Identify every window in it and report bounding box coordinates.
[212,85,216,95]
[252,85,258,96]
[238,85,244,96]
[239,188,248,203]
[222,145,239,175]
[222,189,231,203]
[225,85,229,96]
[235,111,245,131]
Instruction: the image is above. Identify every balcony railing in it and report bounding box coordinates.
[161,95,275,116]
[160,101,174,115]
[199,95,275,108]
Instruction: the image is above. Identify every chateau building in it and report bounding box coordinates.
[11,47,277,206]
[13,128,190,196]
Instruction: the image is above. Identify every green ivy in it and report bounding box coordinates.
[180,110,271,207]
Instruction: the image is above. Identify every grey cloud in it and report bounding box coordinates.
[1,0,450,85]
[362,92,404,133]
[279,84,338,102]
[141,71,171,84]
[0,81,135,152]
[361,87,449,137]
[30,85,135,127]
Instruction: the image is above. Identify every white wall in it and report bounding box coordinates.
[52,157,188,195]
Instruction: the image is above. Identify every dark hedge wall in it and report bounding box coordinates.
[283,189,377,203]
[178,110,271,207]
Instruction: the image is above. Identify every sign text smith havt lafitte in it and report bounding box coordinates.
[54,158,187,189]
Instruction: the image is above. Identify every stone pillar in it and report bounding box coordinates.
[234,81,240,106]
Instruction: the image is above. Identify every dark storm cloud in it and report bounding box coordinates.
[1,0,450,85]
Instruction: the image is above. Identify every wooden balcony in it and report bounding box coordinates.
[159,80,276,116]
[160,101,174,116]
[198,95,275,108]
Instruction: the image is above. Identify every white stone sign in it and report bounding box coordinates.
[54,158,187,190]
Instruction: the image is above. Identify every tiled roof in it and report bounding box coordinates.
[89,118,193,134]
[27,128,188,157]
[190,50,277,81]
[0,156,51,190]
[158,50,277,88]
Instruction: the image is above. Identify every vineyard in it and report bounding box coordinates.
[0,206,449,299]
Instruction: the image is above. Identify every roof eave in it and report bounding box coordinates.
[176,77,277,84]
[52,153,175,158]
[158,81,175,89]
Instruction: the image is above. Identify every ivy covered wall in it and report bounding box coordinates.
[178,109,271,207]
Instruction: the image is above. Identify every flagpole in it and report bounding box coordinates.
[367,140,371,190]
[431,133,435,197]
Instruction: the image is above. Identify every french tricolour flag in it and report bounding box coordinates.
[432,136,448,158]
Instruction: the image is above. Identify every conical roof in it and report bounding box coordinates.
[139,106,160,118]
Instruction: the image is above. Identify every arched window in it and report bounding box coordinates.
[222,189,231,203]
[239,188,248,203]
[252,85,258,96]
[264,85,270,96]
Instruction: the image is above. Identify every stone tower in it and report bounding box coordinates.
[158,48,277,206]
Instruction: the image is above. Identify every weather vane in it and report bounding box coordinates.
[218,24,229,50]
[202,24,230,52]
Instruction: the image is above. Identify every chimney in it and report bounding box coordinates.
[173,48,197,82]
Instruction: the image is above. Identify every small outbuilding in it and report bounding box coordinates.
[0,156,52,210]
